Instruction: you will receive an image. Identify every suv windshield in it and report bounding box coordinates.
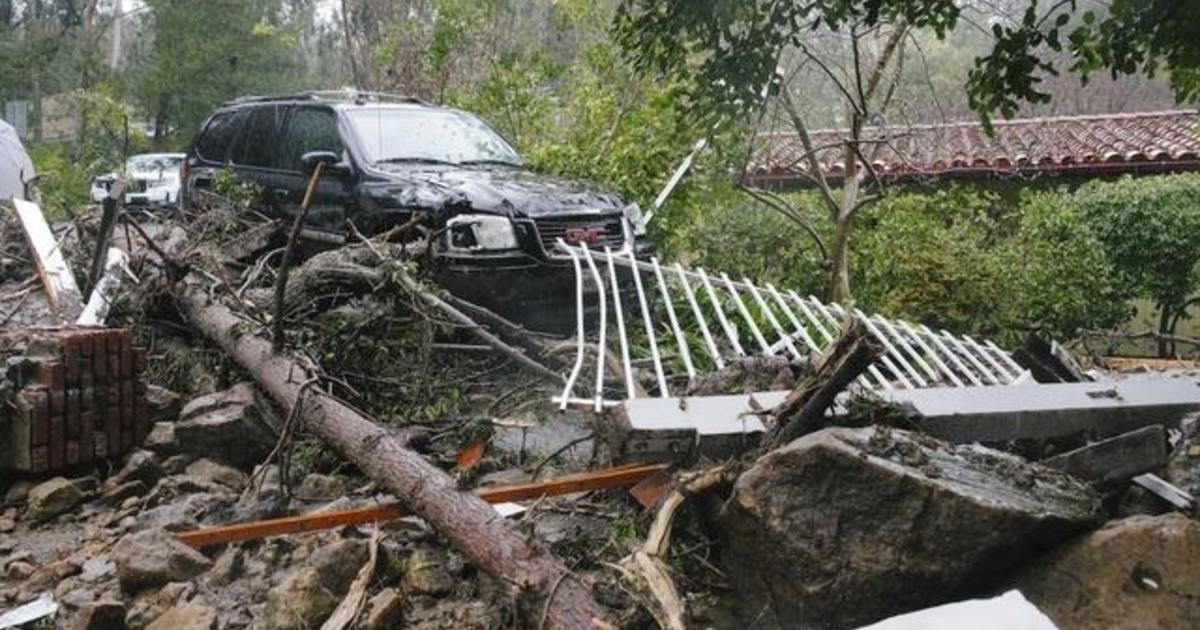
[346,108,522,167]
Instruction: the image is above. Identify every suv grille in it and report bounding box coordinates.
[534,214,626,253]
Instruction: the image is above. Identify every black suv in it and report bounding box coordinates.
[182,91,649,309]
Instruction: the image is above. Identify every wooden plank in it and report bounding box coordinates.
[1132,473,1195,510]
[178,462,669,549]
[10,199,83,320]
[1041,425,1167,485]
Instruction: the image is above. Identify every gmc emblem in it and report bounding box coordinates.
[563,226,606,245]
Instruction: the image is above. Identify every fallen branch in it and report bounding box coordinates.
[612,466,736,630]
[273,162,324,351]
[320,529,379,630]
[765,317,883,450]
[174,281,610,629]
[348,226,565,384]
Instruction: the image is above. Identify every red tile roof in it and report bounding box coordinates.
[748,110,1200,185]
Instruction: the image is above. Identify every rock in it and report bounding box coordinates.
[112,528,213,593]
[72,600,127,630]
[26,477,84,522]
[59,587,96,610]
[296,473,346,500]
[185,458,248,490]
[1018,514,1200,629]
[144,422,178,455]
[126,581,194,627]
[1166,412,1200,497]
[404,547,456,596]
[161,454,194,475]
[80,556,115,583]
[3,480,35,506]
[174,383,279,468]
[100,481,147,506]
[720,426,1102,629]
[134,492,234,532]
[687,354,797,396]
[109,450,163,488]
[307,538,370,590]
[263,539,369,630]
[0,515,14,533]
[6,560,35,580]
[206,548,244,586]
[145,603,217,630]
[406,600,501,629]
[264,567,342,630]
[146,384,183,423]
[69,475,99,494]
[362,588,404,630]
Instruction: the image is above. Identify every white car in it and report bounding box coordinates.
[90,153,186,207]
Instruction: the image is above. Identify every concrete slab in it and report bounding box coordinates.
[612,376,1200,460]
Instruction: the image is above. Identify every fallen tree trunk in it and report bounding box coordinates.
[175,283,609,630]
[765,317,884,450]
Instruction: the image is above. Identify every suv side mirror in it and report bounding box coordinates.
[301,151,350,177]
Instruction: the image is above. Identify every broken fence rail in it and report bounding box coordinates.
[553,242,1026,410]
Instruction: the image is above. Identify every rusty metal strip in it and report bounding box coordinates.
[177,462,669,549]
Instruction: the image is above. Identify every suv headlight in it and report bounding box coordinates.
[623,202,647,236]
[446,214,519,251]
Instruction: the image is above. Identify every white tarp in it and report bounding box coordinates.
[0,119,35,200]
[856,590,1058,630]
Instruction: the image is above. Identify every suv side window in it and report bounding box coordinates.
[194,110,246,163]
[232,105,284,168]
[280,107,343,171]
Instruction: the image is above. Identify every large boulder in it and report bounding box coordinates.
[1017,514,1200,629]
[720,426,1102,629]
[112,529,213,593]
[174,383,279,468]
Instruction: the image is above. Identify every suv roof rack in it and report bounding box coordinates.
[224,90,430,107]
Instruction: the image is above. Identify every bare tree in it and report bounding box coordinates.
[747,23,909,303]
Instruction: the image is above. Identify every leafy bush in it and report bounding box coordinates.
[26,143,92,220]
[1074,174,1200,337]
[851,188,1014,336]
[1006,189,1131,341]
[673,192,828,297]
[671,181,1149,344]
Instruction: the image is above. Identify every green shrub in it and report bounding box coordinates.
[1074,174,1200,344]
[671,181,1146,344]
[850,187,1014,336]
[1006,189,1131,341]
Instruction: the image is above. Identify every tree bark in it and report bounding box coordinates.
[175,285,610,630]
[765,318,884,450]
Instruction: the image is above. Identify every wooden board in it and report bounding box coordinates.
[178,462,669,548]
[11,199,83,320]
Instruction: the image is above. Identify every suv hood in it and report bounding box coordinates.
[367,165,629,218]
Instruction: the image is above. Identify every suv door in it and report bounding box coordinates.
[275,106,354,235]
[185,109,248,206]
[229,105,289,217]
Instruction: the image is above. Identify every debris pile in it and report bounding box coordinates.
[2,195,1200,629]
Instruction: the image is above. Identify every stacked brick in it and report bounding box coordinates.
[1,327,149,474]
